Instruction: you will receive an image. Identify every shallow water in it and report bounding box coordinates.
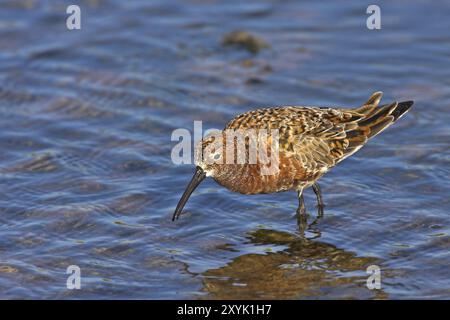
[0,0,449,299]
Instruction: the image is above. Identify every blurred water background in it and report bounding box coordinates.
[0,0,449,299]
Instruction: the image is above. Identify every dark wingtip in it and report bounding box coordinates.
[392,100,414,121]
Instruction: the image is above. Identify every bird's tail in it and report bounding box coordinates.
[340,92,413,160]
[353,92,414,139]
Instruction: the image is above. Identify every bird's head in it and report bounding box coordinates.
[172,131,227,220]
[195,132,227,177]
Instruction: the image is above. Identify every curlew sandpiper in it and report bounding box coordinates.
[172,92,413,221]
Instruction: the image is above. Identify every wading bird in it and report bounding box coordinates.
[172,92,413,221]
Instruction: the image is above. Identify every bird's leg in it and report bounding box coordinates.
[297,212,308,237]
[312,182,324,217]
[296,189,306,216]
[296,189,308,234]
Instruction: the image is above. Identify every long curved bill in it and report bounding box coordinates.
[172,166,206,221]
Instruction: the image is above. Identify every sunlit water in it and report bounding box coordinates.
[0,0,449,299]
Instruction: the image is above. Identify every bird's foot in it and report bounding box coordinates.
[317,204,325,217]
[296,211,308,234]
[296,206,307,217]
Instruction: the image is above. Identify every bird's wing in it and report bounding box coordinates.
[290,92,413,176]
[288,107,364,176]
[224,105,363,176]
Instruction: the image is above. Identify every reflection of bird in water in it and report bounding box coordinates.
[173,92,413,221]
[200,228,387,299]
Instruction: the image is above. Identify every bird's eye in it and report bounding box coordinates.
[213,153,221,160]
